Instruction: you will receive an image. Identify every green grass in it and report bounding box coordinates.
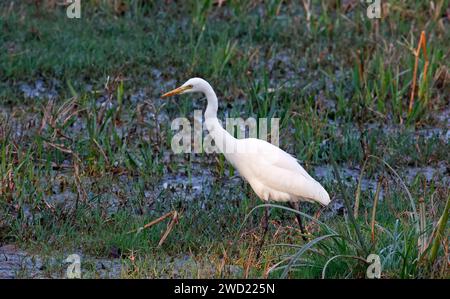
[0,0,449,278]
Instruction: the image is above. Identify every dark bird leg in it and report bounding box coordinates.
[256,205,270,260]
[288,202,308,241]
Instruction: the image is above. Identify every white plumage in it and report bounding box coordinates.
[162,77,330,207]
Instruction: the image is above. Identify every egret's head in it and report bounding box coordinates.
[161,77,209,98]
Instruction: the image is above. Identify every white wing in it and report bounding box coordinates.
[236,139,330,205]
[256,140,315,181]
[255,161,330,205]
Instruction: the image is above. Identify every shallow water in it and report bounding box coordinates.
[0,244,242,279]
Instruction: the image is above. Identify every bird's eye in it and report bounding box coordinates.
[188,84,193,88]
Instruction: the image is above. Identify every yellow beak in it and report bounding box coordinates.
[161,85,192,98]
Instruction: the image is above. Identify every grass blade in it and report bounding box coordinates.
[281,234,339,278]
[331,157,368,254]
[429,196,449,264]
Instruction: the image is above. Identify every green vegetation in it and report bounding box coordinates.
[0,0,448,278]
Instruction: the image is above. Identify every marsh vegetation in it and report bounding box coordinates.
[0,0,449,278]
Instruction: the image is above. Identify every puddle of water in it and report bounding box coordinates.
[19,79,58,101]
[416,127,450,140]
[403,162,449,184]
[315,163,448,185]
[0,244,123,279]
[313,163,449,205]
[0,244,242,279]
[0,244,54,279]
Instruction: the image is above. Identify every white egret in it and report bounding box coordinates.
[162,78,330,252]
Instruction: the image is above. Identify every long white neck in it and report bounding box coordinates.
[201,83,236,155]
[203,83,218,120]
